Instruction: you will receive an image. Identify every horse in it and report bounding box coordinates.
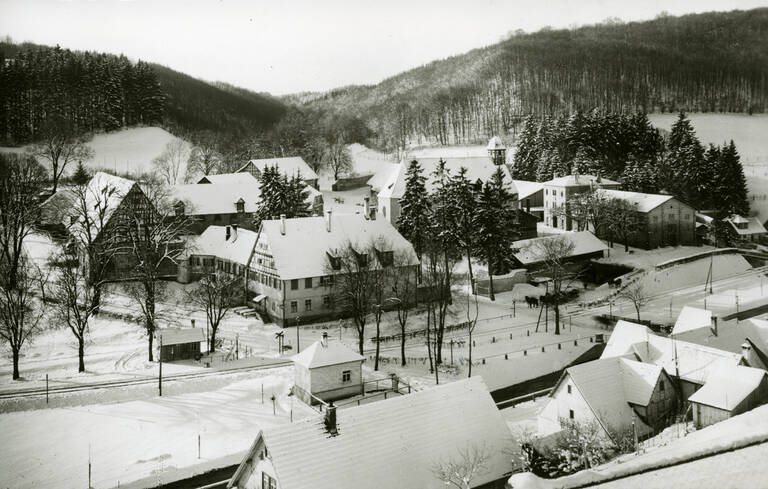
[525,296,539,308]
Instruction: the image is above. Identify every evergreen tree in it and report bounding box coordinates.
[512,115,539,180]
[447,167,480,292]
[254,165,284,226]
[665,112,708,208]
[621,155,658,193]
[711,140,749,216]
[396,160,431,260]
[71,161,91,185]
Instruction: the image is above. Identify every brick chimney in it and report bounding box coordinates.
[324,401,338,436]
[280,214,286,235]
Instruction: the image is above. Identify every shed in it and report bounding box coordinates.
[156,328,206,361]
[291,333,365,404]
[689,365,768,428]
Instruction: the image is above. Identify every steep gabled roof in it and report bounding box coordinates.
[512,179,544,200]
[260,214,418,280]
[156,328,205,346]
[599,189,676,213]
[292,339,364,369]
[725,215,767,236]
[378,156,516,200]
[70,172,138,241]
[672,306,712,336]
[231,377,516,489]
[197,172,259,186]
[188,225,258,266]
[688,364,767,411]
[173,183,260,215]
[238,156,319,182]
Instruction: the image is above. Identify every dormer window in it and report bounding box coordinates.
[173,201,185,216]
[354,251,368,267]
[375,249,394,267]
[236,198,245,213]
[327,252,341,271]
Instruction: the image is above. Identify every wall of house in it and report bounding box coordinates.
[233,439,280,489]
[644,200,696,248]
[644,373,678,431]
[733,375,768,416]
[541,374,606,436]
[379,196,401,225]
[249,235,286,322]
[310,360,363,401]
[281,275,337,325]
[693,403,731,428]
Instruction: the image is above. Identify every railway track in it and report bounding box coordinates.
[0,359,292,401]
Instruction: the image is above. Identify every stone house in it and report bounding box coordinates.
[542,172,621,230]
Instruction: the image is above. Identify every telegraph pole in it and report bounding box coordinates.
[296,316,301,352]
[158,335,163,397]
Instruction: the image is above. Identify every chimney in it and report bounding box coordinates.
[225,225,231,241]
[573,167,579,183]
[324,401,338,436]
[742,342,754,366]
[325,209,332,232]
[321,331,328,347]
[363,197,370,220]
[231,224,238,241]
[280,214,286,235]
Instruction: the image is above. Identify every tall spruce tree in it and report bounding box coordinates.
[396,160,431,260]
[710,140,749,216]
[665,112,708,208]
[447,167,480,292]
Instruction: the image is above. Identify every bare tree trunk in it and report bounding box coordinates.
[554,302,561,335]
[210,326,217,353]
[12,349,20,380]
[357,319,364,355]
[488,259,495,301]
[374,316,381,371]
[147,329,154,362]
[78,337,85,373]
[400,324,406,366]
[426,305,434,374]
[466,250,475,294]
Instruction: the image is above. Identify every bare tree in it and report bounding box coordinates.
[305,136,327,174]
[0,153,47,289]
[187,144,222,179]
[326,240,377,355]
[324,140,352,181]
[528,236,575,335]
[152,138,189,186]
[48,252,97,372]
[27,122,94,193]
[0,256,47,380]
[607,198,642,252]
[186,271,243,353]
[619,281,649,321]
[390,253,418,366]
[466,273,480,378]
[432,445,491,489]
[119,183,190,361]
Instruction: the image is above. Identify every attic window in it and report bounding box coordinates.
[569,410,574,420]
[567,384,572,394]
[354,250,369,267]
[327,252,341,271]
[375,249,394,267]
[236,198,245,213]
[173,201,185,216]
[659,381,665,392]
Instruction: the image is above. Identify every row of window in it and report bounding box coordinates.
[289,296,332,313]
[290,276,336,290]
[544,188,565,197]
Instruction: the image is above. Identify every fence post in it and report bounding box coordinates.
[46,374,49,404]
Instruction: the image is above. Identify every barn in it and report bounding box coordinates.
[157,328,206,362]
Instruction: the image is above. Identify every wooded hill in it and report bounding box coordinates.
[294,8,768,150]
[0,41,287,146]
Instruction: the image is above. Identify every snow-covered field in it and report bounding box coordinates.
[0,368,305,489]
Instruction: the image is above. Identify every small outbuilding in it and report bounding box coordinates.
[292,333,365,404]
[157,328,206,361]
[689,364,768,429]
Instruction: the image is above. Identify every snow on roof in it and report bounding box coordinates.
[38,187,77,226]
[688,364,767,411]
[672,318,768,369]
[602,320,742,385]
[70,172,137,240]
[366,162,400,192]
[599,189,675,213]
[188,225,258,266]
[238,156,319,182]
[173,183,260,215]
[197,172,259,186]
[260,214,418,280]
[672,306,712,336]
[156,328,205,346]
[543,174,620,187]
[726,215,768,236]
[378,156,516,200]
[487,136,505,150]
[250,377,516,489]
[513,179,544,200]
[291,339,364,369]
[560,357,660,434]
[511,231,608,265]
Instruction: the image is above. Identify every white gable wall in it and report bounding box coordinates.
[539,373,608,438]
[310,360,363,401]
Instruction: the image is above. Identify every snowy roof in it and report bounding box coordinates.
[688,364,767,411]
[602,320,742,385]
[188,225,258,266]
[38,188,77,226]
[156,328,205,346]
[366,162,400,192]
[291,339,364,369]
[558,357,660,435]
[671,318,768,369]
[487,136,505,150]
[70,172,138,241]
[542,174,620,188]
[726,215,767,236]
[598,189,675,213]
[260,214,418,280]
[173,183,260,215]
[378,156,516,200]
[672,306,712,336]
[234,377,515,489]
[511,231,608,265]
[197,172,259,186]
[512,179,544,200]
[237,156,319,182]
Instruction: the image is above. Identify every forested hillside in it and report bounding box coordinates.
[0,42,286,146]
[298,8,768,150]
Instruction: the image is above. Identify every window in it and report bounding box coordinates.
[376,249,394,267]
[290,301,298,313]
[342,370,351,382]
[327,253,341,270]
[569,409,574,420]
[305,277,312,289]
[323,296,331,307]
[659,380,665,392]
[262,472,277,489]
[236,199,245,213]
[567,385,572,394]
[291,279,299,290]
[305,299,312,311]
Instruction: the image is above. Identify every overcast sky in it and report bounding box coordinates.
[1,0,765,95]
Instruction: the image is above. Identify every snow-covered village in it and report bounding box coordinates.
[2,2,768,489]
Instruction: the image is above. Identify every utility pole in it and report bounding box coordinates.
[158,335,163,397]
[296,316,301,353]
[449,339,454,366]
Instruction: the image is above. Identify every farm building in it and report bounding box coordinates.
[670,317,768,370]
[237,156,319,189]
[510,231,608,268]
[724,214,767,243]
[228,377,516,489]
[178,224,258,284]
[248,211,419,326]
[689,364,768,428]
[156,328,205,361]
[538,356,677,441]
[542,172,621,231]
[173,179,261,233]
[291,332,364,404]
[513,179,544,220]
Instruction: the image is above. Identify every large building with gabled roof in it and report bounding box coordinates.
[228,377,516,489]
[237,156,319,189]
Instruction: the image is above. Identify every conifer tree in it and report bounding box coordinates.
[447,167,480,292]
[396,160,431,260]
[71,160,91,185]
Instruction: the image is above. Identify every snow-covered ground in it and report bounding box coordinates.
[597,245,717,269]
[0,368,305,489]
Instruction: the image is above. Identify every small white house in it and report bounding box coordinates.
[689,364,768,428]
[291,333,364,404]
